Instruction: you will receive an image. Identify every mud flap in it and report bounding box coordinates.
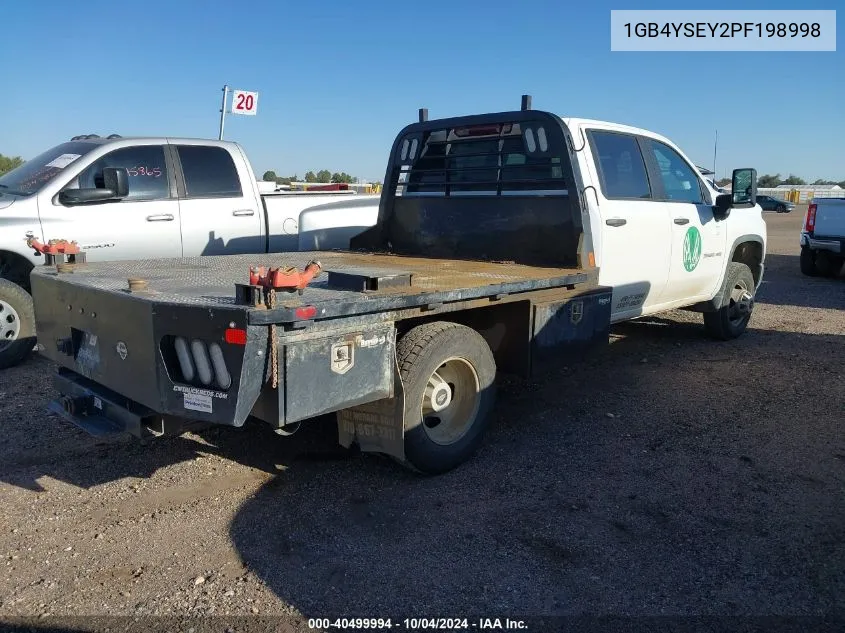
[336,355,407,464]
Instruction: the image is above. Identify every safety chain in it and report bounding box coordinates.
[267,288,279,389]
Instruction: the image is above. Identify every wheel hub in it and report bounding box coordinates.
[420,358,481,446]
[424,373,453,413]
[0,298,21,346]
[736,290,754,316]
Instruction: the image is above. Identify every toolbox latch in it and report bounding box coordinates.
[330,342,355,374]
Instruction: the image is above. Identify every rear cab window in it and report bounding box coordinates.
[175,145,243,198]
[393,119,569,197]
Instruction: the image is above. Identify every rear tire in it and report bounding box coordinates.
[0,278,36,370]
[800,247,818,277]
[397,322,496,474]
[703,262,756,341]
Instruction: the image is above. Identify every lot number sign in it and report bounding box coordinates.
[231,90,258,116]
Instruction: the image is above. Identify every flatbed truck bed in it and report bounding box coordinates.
[34,250,591,319]
[30,101,619,474]
[31,250,609,474]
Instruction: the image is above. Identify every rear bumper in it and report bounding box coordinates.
[801,232,843,254]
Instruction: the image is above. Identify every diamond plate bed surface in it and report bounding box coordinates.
[32,251,584,309]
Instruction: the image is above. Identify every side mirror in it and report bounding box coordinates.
[103,166,129,198]
[58,167,129,205]
[731,168,757,208]
[712,168,757,220]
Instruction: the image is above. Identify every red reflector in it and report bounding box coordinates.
[805,203,817,232]
[224,328,247,345]
[295,305,317,320]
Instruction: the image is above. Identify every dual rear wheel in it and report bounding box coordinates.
[396,322,497,475]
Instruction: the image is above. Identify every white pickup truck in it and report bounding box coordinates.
[800,198,845,277]
[0,135,379,368]
[29,98,769,475]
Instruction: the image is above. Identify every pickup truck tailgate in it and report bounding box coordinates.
[813,199,845,237]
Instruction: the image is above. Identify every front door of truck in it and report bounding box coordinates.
[43,144,183,262]
[586,129,672,321]
[640,138,727,304]
[172,144,263,256]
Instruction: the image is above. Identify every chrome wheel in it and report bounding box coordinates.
[0,298,21,349]
[420,357,481,446]
[728,279,754,326]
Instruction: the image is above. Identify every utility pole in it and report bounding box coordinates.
[218,85,229,140]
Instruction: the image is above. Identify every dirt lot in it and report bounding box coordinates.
[1,208,843,632]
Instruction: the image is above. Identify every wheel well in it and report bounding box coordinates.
[731,241,763,287]
[0,250,35,292]
[396,301,532,377]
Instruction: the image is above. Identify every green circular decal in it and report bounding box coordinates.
[682,226,702,272]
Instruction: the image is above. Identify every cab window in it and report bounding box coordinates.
[646,140,704,204]
[76,146,170,201]
[176,145,243,198]
[589,131,652,200]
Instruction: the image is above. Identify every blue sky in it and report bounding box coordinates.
[2,0,842,182]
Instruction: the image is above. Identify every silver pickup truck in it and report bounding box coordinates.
[800,198,845,277]
[0,135,380,368]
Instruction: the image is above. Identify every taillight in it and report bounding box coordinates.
[805,204,817,232]
[295,305,318,320]
[224,327,247,345]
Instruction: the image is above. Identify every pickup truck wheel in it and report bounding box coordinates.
[800,247,818,276]
[703,262,756,341]
[397,322,496,474]
[0,279,36,369]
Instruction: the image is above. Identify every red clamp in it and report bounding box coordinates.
[249,260,323,292]
[26,237,81,255]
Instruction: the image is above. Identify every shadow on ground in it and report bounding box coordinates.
[755,254,845,311]
[222,318,844,618]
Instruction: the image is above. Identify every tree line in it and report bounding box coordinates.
[716,173,845,189]
[0,154,24,176]
[261,169,361,185]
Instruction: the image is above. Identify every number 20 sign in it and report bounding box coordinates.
[231,89,258,116]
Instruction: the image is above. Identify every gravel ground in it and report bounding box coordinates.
[0,209,843,633]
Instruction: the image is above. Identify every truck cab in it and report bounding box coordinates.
[355,104,766,339]
[562,117,766,328]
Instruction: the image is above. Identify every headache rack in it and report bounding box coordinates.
[393,95,569,197]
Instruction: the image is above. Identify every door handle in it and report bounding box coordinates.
[146,214,174,222]
[674,217,690,225]
[605,218,627,227]
[232,209,255,217]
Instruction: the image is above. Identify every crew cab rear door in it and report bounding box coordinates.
[583,128,671,320]
[171,143,263,256]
